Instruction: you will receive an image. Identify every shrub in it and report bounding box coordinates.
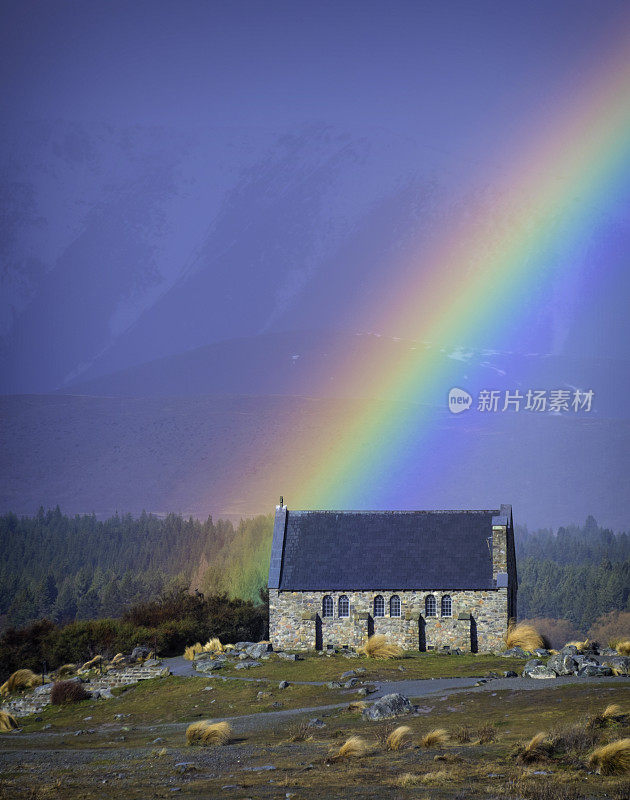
[476,722,497,743]
[516,732,552,763]
[588,738,630,775]
[185,720,232,746]
[358,634,403,659]
[0,710,18,732]
[55,664,76,677]
[549,722,599,754]
[452,725,472,743]
[587,611,630,646]
[50,680,90,705]
[421,728,449,748]
[386,725,412,751]
[0,669,43,696]
[202,638,223,653]
[183,643,203,660]
[505,620,546,651]
[329,735,369,761]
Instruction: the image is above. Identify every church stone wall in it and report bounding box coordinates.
[269,588,508,653]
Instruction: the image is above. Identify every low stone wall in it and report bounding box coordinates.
[270,588,508,652]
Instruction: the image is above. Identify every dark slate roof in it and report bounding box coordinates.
[270,508,502,591]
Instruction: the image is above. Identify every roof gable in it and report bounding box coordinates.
[271,508,501,591]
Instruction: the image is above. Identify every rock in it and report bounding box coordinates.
[340,670,357,679]
[175,762,196,774]
[98,688,113,700]
[342,651,359,658]
[362,684,378,694]
[256,691,271,699]
[271,701,283,709]
[547,653,578,676]
[343,678,358,688]
[600,655,630,674]
[278,681,290,689]
[203,686,214,691]
[326,681,342,689]
[152,737,165,744]
[307,718,325,728]
[600,648,619,657]
[503,670,518,678]
[533,649,551,658]
[573,655,599,668]
[277,653,299,661]
[355,688,368,697]
[560,645,579,655]
[245,643,272,659]
[355,668,367,675]
[130,646,151,662]
[234,660,261,670]
[522,659,543,676]
[502,647,529,658]
[193,660,225,674]
[233,641,256,651]
[577,665,612,677]
[362,693,413,721]
[523,660,555,679]
[143,658,161,667]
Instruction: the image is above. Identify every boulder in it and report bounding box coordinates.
[326,681,342,689]
[234,660,261,670]
[233,642,256,651]
[533,649,551,658]
[277,653,299,661]
[599,648,619,657]
[523,660,555,679]
[244,643,272,660]
[193,660,225,674]
[577,665,612,677]
[560,645,579,655]
[503,670,518,678]
[343,678,358,688]
[547,653,578,676]
[130,646,151,662]
[307,718,325,728]
[340,670,357,679]
[362,693,413,721]
[278,680,290,689]
[502,647,529,658]
[600,655,630,675]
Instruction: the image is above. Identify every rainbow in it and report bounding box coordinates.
[233,24,630,513]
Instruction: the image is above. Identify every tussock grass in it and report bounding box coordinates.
[548,722,599,755]
[421,728,449,748]
[55,664,76,677]
[50,680,90,705]
[80,655,103,671]
[476,722,498,743]
[505,620,545,651]
[329,736,370,761]
[358,634,403,659]
[420,769,450,784]
[0,669,43,696]
[588,738,630,775]
[0,710,18,732]
[185,719,232,746]
[202,637,224,653]
[516,732,553,764]
[286,721,312,742]
[614,640,630,656]
[452,725,472,743]
[386,725,412,751]
[395,772,422,787]
[565,639,589,651]
[603,703,624,720]
[183,643,203,660]
[346,701,367,712]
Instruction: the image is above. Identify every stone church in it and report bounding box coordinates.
[268,501,517,653]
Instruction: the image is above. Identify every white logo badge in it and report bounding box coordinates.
[448,387,472,414]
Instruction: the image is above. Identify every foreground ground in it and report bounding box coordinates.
[1,653,630,799]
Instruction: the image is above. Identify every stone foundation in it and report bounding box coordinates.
[269,588,509,653]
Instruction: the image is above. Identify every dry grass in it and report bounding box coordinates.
[183,643,204,660]
[421,728,449,748]
[603,703,624,720]
[0,669,44,696]
[420,769,450,784]
[614,640,630,656]
[452,725,473,743]
[55,664,76,677]
[328,735,370,761]
[185,720,232,746]
[505,620,545,651]
[79,655,103,671]
[358,634,403,659]
[386,725,412,751]
[476,722,498,743]
[202,637,224,653]
[50,680,90,705]
[0,710,18,732]
[394,772,423,787]
[548,722,599,755]
[565,639,589,651]
[286,721,313,742]
[346,701,367,712]
[516,732,553,764]
[588,738,630,775]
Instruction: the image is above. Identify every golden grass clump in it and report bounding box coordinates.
[565,639,589,651]
[55,664,76,677]
[0,711,18,732]
[516,732,552,763]
[603,704,624,720]
[185,720,232,746]
[202,638,224,653]
[395,773,422,787]
[386,725,412,751]
[80,655,103,671]
[505,620,544,651]
[588,738,630,775]
[347,701,367,712]
[421,728,449,748]
[614,640,630,656]
[183,643,204,660]
[223,643,235,652]
[358,634,403,659]
[329,735,370,761]
[0,669,43,696]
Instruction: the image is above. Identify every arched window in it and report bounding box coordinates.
[338,595,350,618]
[425,594,437,617]
[441,595,452,617]
[322,595,333,618]
[373,595,385,617]
[390,595,401,617]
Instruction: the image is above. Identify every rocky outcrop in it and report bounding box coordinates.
[362,693,413,721]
